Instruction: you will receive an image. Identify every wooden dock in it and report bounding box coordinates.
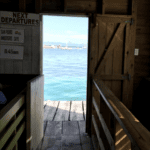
[35,100,97,150]
[43,100,87,121]
[36,121,96,150]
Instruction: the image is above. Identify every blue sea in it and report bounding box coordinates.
[43,48,88,101]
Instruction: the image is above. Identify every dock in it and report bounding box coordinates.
[43,100,86,121]
[35,100,96,150]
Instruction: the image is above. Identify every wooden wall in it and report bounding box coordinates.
[132,0,150,131]
[0,23,40,74]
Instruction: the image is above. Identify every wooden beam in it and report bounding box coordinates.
[94,74,130,80]
[19,0,26,12]
[35,0,42,13]
[93,97,115,150]
[92,115,105,150]
[93,79,150,150]
[64,0,67,12]
[86,15,92,135]
[102,0,105,14]
[95,23,126,74]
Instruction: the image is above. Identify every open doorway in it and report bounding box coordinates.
[42,14,89,122]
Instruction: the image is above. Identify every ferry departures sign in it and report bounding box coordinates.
[0,11,39,59]
[0,11,39,25]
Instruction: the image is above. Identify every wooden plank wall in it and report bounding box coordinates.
[132,0,150,131]
[0,24,40,74]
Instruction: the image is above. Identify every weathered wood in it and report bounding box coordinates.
[80,133,94,150]
[91,135,99,150]
[46,101,59,121]
[4,60,13,74]
[70,101,84,121]
[45,121,62,138]
[62,135,82,150]
[19,0,26,11]
[93,79,150,150]
[66,0,97,12]
[13,60,23,74]
[43,101,52,121]
[5,122,25,150]
[32,26,40,74]
[94,74,129,80]
[82,101,86,120]
[86,15,92,135]
[95,23,125,74]
[63,121,79,135]
[0,96,25,132]
[78,121,86,134]
[54,101,70,121]
[93,97,115,150]
[0,110,25,149]
[35,0,42,13]
[41,136,62,150]
[92,115,105,150]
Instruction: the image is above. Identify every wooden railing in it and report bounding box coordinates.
[0,95,25,150]
[91,77,150,150]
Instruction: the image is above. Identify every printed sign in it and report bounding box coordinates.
[0,11,39,25]
[0,45,23,59]
[0,29,24,43]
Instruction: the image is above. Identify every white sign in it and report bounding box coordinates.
[0,29,24,43]
[0,45,23,59]
[0,11,39,25]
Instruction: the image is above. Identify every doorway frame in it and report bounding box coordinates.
[39,13,91,133]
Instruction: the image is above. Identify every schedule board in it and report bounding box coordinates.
[0,29,24,43]
[0,45,23,59]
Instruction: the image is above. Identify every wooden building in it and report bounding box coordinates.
[0,0,150,149]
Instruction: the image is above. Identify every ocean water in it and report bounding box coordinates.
[43,48,88,101]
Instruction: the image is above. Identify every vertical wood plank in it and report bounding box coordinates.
[19,0,26,12]
[70,101,84,121]
[83,101,86,120]
[35,76,44,150]
[63,121,79,135]
[96,18,107,150]
[4,60,13,74]
[35,0,42,13]
[102,0,105,14]
[40,14,43,75]
[0,60,5,73]
[103,22,115,146]
[54,101,70,121]
[78,121,86,134]
[91,17,99,140]
[13,60,23,74]
[46,101,59,121]
[86,15,92,135]
[32,26,40,74]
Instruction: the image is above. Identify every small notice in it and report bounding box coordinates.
[0,29,24,43]
[0,45,23,59]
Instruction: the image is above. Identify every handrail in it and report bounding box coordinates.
[92,77,150,150]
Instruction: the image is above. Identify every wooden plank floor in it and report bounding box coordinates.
[36,121,95,150]
[35,100,95,150]
[43,100,86,121]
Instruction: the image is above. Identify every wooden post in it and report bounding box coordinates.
[35,0,42,13]
[86,15,92,135]
[19,0,26,12]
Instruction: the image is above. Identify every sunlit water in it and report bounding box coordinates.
[43,48,88,101]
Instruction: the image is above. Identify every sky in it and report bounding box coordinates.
[43,15,88,44]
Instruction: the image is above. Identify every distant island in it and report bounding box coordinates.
[43,42,87,49]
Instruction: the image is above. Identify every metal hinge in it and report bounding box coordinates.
[125,18,134,25]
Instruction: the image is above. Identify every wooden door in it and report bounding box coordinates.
[86,14,135,150]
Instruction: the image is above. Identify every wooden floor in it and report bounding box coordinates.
[43,100,86,121]
[35,100,97,150]
[36,121,95,150]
